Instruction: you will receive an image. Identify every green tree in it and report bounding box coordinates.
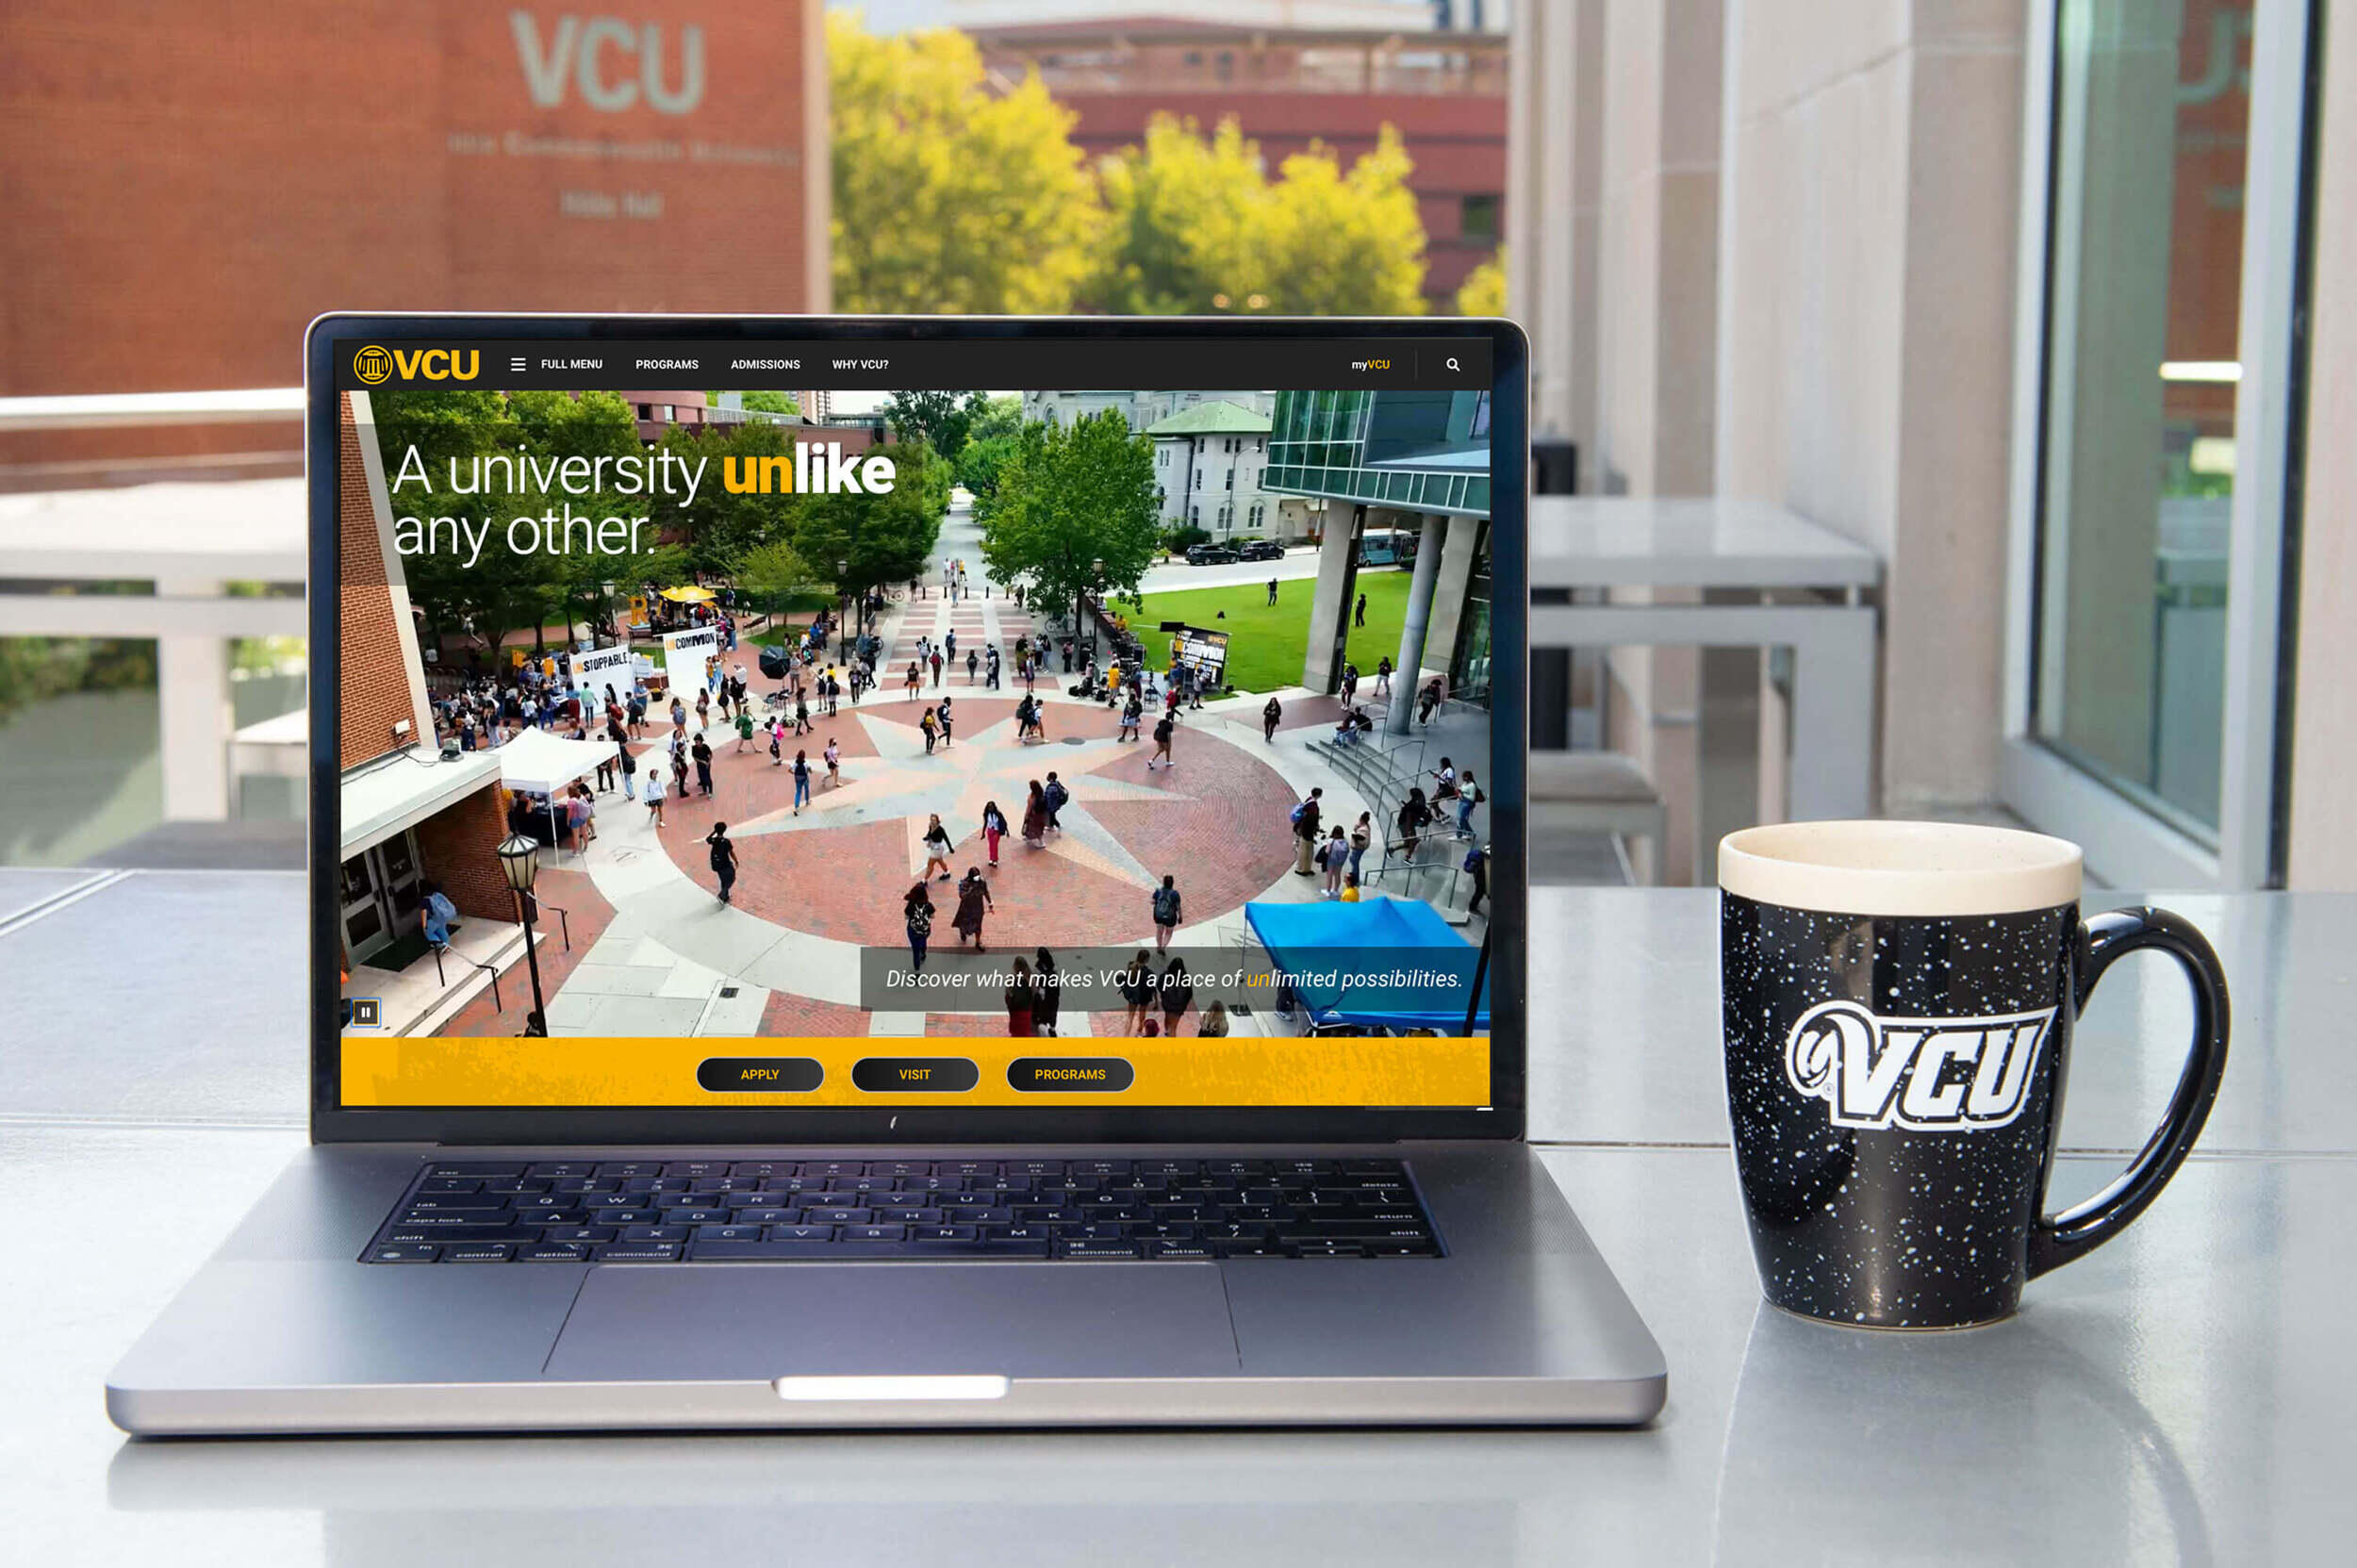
[964,393,1022,443]
[789,437,953,602]
[1256,127,1428,316]
[735,390,800,417]
[1095,116,1264,314]
[830,16,1107,314]
[976,411,1161,638]
[733,536,818,625]
[882,389,976,459]
[1456,248,1506,317]
[957,432,1022,500]
[656,419,803,580]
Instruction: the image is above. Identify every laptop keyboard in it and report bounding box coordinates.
[363,1157,1442,1263]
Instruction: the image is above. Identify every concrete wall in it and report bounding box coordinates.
[2288,5,2357,888]
[1716,0,2027,815]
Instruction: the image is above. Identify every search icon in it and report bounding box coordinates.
[1446,356,1462,372]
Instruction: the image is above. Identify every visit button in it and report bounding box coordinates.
[1008,1057,1135,1093]
[852,1057,981,1093]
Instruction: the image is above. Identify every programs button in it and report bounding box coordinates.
[1007,1058,1136,1093]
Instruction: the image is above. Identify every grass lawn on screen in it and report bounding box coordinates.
[1125,568,1416,693]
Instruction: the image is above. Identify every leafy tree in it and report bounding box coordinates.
[1163,523,1211,553]
[964,393,1022,443]
[957,431,1022,500]
[882,389,975,459]
[1256,127,1428,316]
[976,411,1161,639]
[655,419,802,580]
[733,537,819,625]
[1456,248,1506,317]
[789,437,953,602]
[1095,116,1263,315]
[830,17,1106,314]
[705,389,799,418]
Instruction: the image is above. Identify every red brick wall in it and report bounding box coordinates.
[338,394,418,771]
[413,784,511,923]
[0,0,820,470]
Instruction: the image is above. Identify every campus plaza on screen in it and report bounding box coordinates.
[335,380,1498,1106]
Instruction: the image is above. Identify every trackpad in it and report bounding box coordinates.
[544,1264,1240,1381]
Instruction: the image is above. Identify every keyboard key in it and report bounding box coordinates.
[622,1225,691,1243]
[543,1227,617,1245]
[386,1226,542,1245]
[1213,1241,1282,1258]
[694,1239,1052,1260]
[729,1207,799,1225]
[595,1162,665,1179]
[913,1225,981,1241]
[1288,1242,1365,1258]
[593,1243,683,1261]
[1060,1241,1145,1260]
[526,1162,600,1179]
[1364,1241,1441,1258]
[660,1207,731,1226]
[426,1163,523,1179]
[696,1225,767,1243]
[767,1224,835,1241]
[590,1208,661,1226]
[371,1244,439,1263]
[403,1197,510,1214]
[521,1244,591,1262]
[1148,1245,1215,1261]
[418,1178,483,1194]
[443,1244,514,1263]
[804,1207,873,1224]
[845,1224,908,1241]
[730,1161,798,1178]
[664,1161,732,1179]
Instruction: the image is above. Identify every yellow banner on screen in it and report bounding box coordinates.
[340,1036,1492,1108]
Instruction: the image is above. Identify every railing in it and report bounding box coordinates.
[532,901,573,952]
[428,940,503,1016]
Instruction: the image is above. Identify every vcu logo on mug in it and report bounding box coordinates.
[1784,999,2054,1131]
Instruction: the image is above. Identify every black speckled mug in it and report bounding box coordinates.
[1719,822,2229,1329]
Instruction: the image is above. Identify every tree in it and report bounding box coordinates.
[1455,248,1506,317]
[734,389,800,418]
[976,411,1162,640]
[733,537,818,625]
[882,389,975,459]
[1086,116,1430,317]
[1094,116,1264,315]
[964,393,1022,443]
[830,17,1107,314]
[957,432,1022,500]
[789,437,953,602]
[656,419,802,580]
[1255,127,1428,316]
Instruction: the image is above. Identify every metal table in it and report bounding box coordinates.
[5,872,2350,1564]
[1530,496,1882,820]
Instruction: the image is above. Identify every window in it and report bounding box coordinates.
[1460,193,1501,245]
[2031,0,2254,838]
[636,404,652,420]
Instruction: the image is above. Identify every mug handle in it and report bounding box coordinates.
[2026,907,2231,1279]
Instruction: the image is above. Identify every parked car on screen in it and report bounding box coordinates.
[1185,543,1242,565]
[1238,539,1286,562]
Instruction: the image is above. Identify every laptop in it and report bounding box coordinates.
[107,313,1665,1433]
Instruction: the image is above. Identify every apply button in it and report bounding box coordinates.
[852,1057,981,1093]
[697,1057,824,1093]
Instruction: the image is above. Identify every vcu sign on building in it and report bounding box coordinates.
[0,1,826,466]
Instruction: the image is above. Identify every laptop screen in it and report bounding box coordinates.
[330,326,1505,1114]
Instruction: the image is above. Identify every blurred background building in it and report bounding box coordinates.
[3,0,2353,894]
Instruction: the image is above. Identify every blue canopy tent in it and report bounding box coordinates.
[1243,898,1490,1032]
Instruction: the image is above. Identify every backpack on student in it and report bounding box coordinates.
[1152,886,1180,924]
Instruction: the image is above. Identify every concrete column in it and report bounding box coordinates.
[1300,505,1361,693]
[157,576,230,820]
[1422,515,1484,681]
[1386,517,1448,736]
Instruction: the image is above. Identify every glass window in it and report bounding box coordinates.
[1460,193,1501,245]
[2032,0,2250,839]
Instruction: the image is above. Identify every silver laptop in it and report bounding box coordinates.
[107,314,1664,1434]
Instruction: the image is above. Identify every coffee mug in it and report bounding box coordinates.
[1718,821,2229,1329]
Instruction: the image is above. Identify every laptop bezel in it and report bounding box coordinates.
[306,313,1528,1147]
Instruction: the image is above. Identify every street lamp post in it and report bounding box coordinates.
[496,833,549,1037]
[838,557,851,659]
[1087,557,1105,665]
[600,579,618,641]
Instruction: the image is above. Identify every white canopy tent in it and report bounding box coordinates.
[496,728,607,851]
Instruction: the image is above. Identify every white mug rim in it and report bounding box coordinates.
[1719,820,2083,917]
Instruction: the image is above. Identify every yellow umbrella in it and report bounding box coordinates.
[659,586,716,603]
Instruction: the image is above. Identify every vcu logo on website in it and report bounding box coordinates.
[354,346,480,384]
[352,345,394,385]
[1783,999,2053,1131]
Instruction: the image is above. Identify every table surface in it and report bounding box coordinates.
[7,872,2351,1566]
[1529,495,1882,589]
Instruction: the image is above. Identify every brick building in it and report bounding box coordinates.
[968,18,1507,307]
[0,0,828,488]
[338,391,507,968]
